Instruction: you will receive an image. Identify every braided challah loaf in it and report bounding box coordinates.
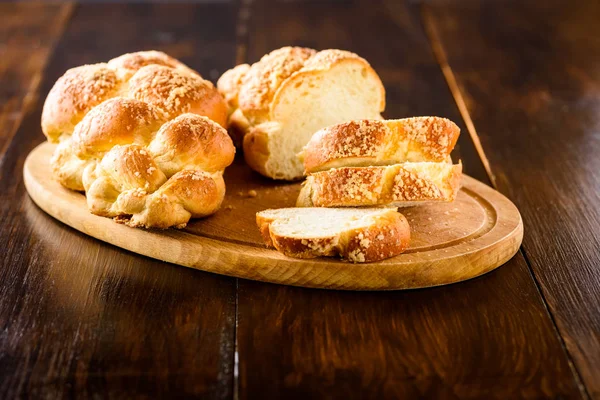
[217,47,385,180]
[41,51,235,228]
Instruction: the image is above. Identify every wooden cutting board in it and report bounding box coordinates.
[23,142,523,290]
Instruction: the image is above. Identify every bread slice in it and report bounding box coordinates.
[256,208,410,263]
[301,117,460,173]
[297,162,462,207]
[217,47,385,180]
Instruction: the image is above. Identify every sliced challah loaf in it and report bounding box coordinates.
[256,208,410,262]
[298,117,462,207]
[301,118,460,172]
[41,51,234,228]
[217,47,385,180]
[297,162,462,207]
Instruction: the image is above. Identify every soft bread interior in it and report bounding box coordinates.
[265,62,384,180]
[308,155,453,172]
[260,207,396,238]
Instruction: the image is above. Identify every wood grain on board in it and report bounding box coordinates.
[423,0,600,396]
[235,0,584,398]
[0,3,238,399]
[25,142,524,290]
[0,2,73,158]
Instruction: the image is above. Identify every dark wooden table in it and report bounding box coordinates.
[1,0,599,398]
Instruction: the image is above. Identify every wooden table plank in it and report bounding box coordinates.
[0,3,238,398]
[423,1,600,397]
[0,3,73,159]
[236,0,584,398]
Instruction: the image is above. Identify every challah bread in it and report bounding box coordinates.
[297,162,462,207]
[41,51,234,228]
[301,117,460,173]
[297,117,462,208]
[217,46,385,180]
[256,208,410,262]
[217,63,251,147]
[42,51,227,143]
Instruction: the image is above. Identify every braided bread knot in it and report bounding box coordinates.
[41,51,234,228]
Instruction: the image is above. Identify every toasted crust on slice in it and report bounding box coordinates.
[297,162,462,207]
[301,117,460,173]
[256,208,410,263]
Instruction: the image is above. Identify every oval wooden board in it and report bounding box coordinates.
[24,142,523,290]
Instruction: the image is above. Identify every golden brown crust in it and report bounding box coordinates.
[299,49,362,70]
[128,65,227,127]
[71,98,163,159]
[302,117,460,173]
[217,63,250,112]
[237,47,316,124]
[42,51,227,141]
[41,64,120,142]
[344,212,410,262]
[270,235,338,259]
[84,146,226,229]
[107,50,196,80]
[98,144,167,192]
[297,163,463,207]
[148,114,235,176]
[256,208,411,263]
[217,64,251,148]
[302,120,388,173]
[154,170,225,218]
[42,51,234,228]
[256,214,275,248]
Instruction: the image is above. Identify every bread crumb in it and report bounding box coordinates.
[225,205,234,210]
[248,190,257,198]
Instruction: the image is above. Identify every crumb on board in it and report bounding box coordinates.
[237,190,258,198]
[225,205,234,210]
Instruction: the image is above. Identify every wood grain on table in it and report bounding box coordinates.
[0,0,598,399]
[0,3,73,156]
[1,3,238,399]
[424,1,600,397]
